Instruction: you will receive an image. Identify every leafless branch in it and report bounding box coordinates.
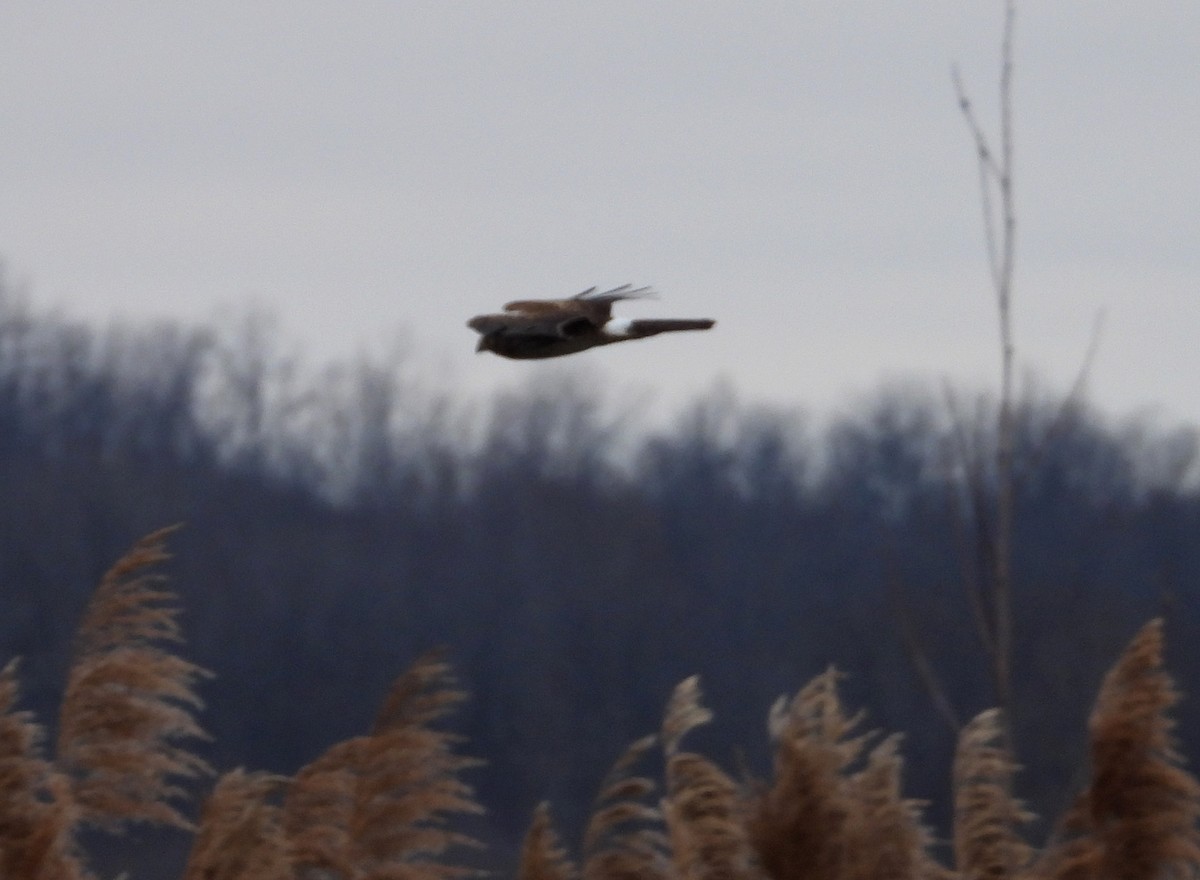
[887,570,961,735]
[952,0,1018,728]
[1018,310,1107,484]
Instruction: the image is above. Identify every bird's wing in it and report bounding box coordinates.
[501,285,655,324]
[573,285,655,322]
[468,311,598,338]
[502,298,580,316]
[572,284,656,304]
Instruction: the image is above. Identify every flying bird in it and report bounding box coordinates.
[468,285,715,360]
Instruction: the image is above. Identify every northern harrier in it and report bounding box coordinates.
[468,285,715,360]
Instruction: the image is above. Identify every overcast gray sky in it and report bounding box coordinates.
[2,3,1197,428]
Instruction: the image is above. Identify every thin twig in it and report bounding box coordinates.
[952,0,1018,731]
[991,0,1017,734]
[1018,309,1106,484]
[951,65,1003,293]
[942,385,998,662]
[885,556,960,734]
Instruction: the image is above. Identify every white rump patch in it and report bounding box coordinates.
[606,317,636,336]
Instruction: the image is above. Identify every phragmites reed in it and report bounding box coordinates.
[660,677,758,880]
[661,678,714,759]
[1038,619,1200,880]
[0,660,89,880]
[181,769,292,880]
[519,802,577,880]
[582,734,670,880]
[283,649,484,880]
[5,522,1199,880]
[56,526,213,831]
[282,736,362,878]
[746,668,866,880]
[953,709,1032,880]
[841,735,948,880]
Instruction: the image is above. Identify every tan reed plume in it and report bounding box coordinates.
[56,526,212,831]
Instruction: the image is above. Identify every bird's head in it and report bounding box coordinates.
[467,316,497,353]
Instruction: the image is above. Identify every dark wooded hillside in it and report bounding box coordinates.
[2,281,1198,863]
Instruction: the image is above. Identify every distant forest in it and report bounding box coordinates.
[3,274,1199,870]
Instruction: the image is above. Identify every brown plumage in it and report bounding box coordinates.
[468,285,715,359]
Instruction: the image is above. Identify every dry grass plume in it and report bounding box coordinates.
[283,649,484,880]
[182,769,292,880]
[746,668,865,880]
[0,659,89,880]
[582,734,670,880]
[841,735,948,880]
[747,667,944,880]
[660,677,758,880]
[519,802,577,880]
[56,526,213,831]
[953,708,1032,880]
[1037,619,1200,880]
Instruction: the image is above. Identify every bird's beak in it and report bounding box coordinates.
[475,335,489,353]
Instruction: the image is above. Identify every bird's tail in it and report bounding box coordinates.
[624,318,715,336]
